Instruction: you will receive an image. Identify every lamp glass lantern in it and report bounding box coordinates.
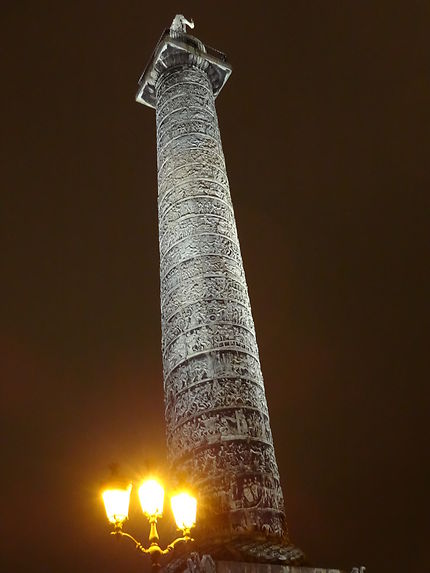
[171,492,197,532]
[102,484,132,525]
[138,478,165,519]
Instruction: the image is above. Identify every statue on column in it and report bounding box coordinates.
[170,14,194,34]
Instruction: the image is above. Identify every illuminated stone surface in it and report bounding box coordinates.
[137,19,305,564]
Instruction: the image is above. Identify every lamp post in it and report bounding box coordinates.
[102,477,197,569]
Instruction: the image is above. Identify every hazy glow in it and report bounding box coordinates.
[138,478,164,518]
[102,485,131,524]
[171,492,197,531]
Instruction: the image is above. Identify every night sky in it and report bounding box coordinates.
[2,2,428,572]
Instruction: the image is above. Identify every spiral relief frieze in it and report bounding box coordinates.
[156,64,287,539]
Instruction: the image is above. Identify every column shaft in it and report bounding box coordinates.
[156,64,286,540]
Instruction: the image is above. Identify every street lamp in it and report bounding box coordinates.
[102,476,197,569]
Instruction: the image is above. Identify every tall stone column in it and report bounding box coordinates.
[136,18,303,564]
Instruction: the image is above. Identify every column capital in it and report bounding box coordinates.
[136,29,232,108]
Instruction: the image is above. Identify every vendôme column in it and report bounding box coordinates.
[136,17,300,557]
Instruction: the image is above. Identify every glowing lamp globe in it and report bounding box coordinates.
[138,479,164,518]
[102,485,132,525]
[171,492,197,531]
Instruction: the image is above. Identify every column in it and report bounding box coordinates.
[137,25,288,544]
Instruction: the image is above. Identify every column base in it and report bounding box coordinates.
[163,552,347,573]
[163,537,309,572]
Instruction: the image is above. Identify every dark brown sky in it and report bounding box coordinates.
[2,1,429,572]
